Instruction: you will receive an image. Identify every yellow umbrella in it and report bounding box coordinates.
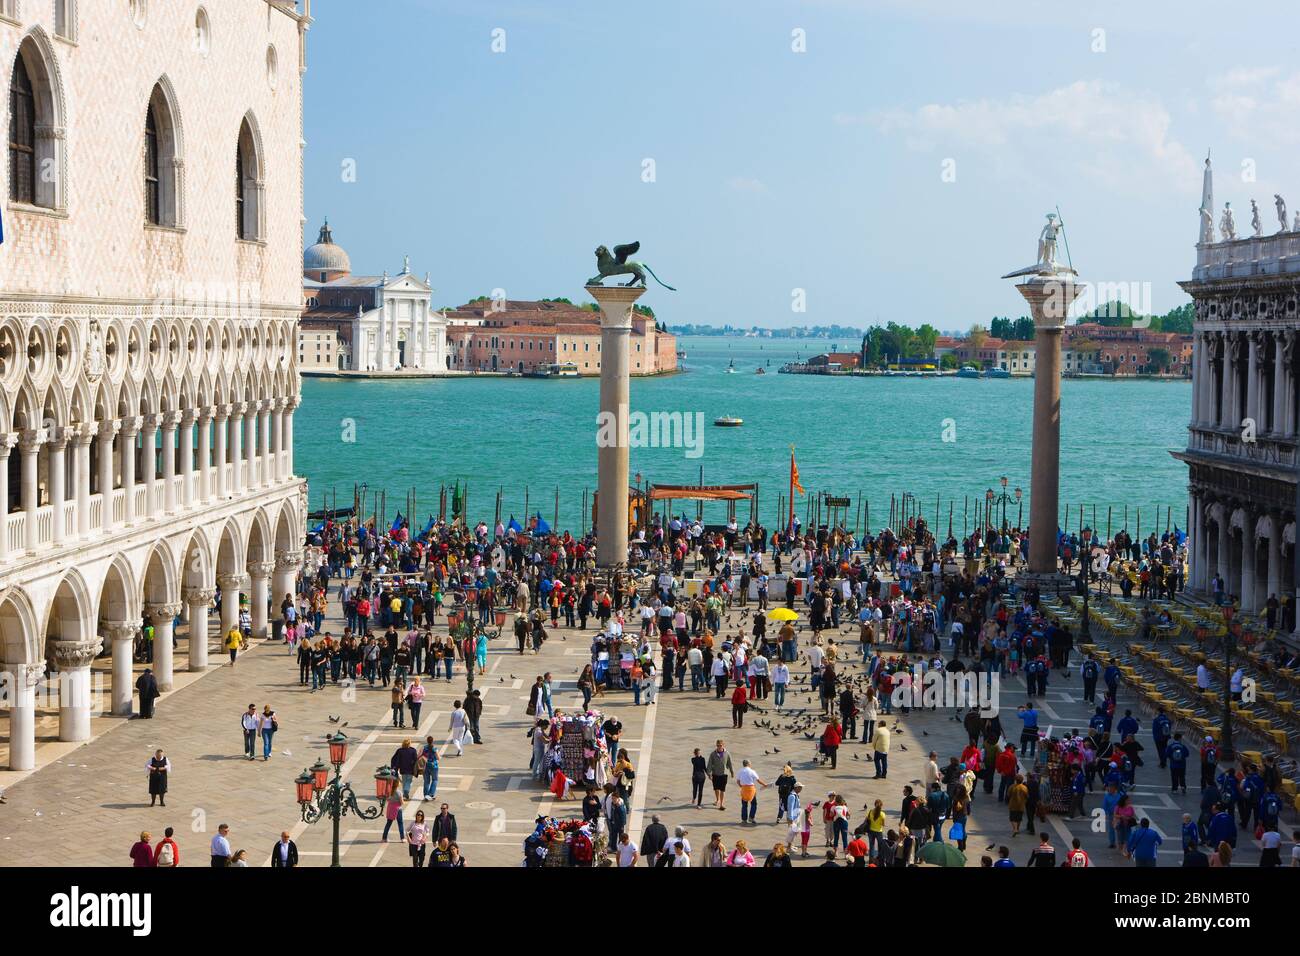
[767,608,799,621]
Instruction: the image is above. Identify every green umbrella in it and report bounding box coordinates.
[917,841,967,867]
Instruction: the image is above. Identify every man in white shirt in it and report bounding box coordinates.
[210,824,232,867]
[1196,662,1210,691]
[667,825,692,857]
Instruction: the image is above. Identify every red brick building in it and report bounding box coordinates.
[444,299,677,375]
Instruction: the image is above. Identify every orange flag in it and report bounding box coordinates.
[790,451,805,495]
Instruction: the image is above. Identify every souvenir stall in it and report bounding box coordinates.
[539,710,610,798]
[522,709,612,867]
[1038,734,1085,814]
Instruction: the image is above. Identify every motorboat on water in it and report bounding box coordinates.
[713,415,744,427]
[956,365,981,379]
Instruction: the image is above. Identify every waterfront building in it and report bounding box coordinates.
[1067,323,1192,376]
[0,0,311,768]
[807,351,861,371]
[300,221,448,372]
[444,299,677,375]
[1177,157,1300,620]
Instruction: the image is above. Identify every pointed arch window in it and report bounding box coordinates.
[8,54,34,204]
[143,82,182,227]
[144,103,159,223]
[235,116,263,240]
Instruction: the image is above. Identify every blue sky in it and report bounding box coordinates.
[303,0,1300,329]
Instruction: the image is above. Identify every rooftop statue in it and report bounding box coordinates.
[1276,194,1288,234]
[1220,202,1236,241]
[586,241,676,290]
[1251,199,1263,238]
[1001,213,1077,279]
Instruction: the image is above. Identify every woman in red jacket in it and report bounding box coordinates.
[821,717,843,769]
[995,743,1020,803]
[730,682,749,728]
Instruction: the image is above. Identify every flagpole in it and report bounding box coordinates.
[788,446,795,533]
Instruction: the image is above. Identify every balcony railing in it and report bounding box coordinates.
[1193,233,1300,281]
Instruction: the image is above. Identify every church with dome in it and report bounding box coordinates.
[299,220,448,372]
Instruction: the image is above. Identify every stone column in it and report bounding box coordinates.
[1241,514,1257,612]
[257,402,271,487]
[271,399,286,483]
[0,434,14,563]
[145,601,183,692]
[273,549,302,609]
[217,573,245,639]
[215,405,230,498]
[6,662,45,769]
[106,621,138,717]
[1215,509,1229,587]
[161,411,179,514]
[1191,336,1203,427]
[283,399,297,477]
[185,587,215,671]
[140,413,159,517]
[179,410,195,508]
[1012,273,1083,576]
[120,416,141,525]
[72,423,95,539]
[98,420,118,533]
[1226,335,1241,430]
[245,402,260,487]
[197,408,213,501]
[248,560,274,638]
[1246,333,1261,431]
[52,637,103,741]
[1267,518,1282,605]
[19,429,41,553]
[375,304,387,371]
[47,428,68,546]
[1188,493,1201,590]
[586,284,644,568]
[229,402,245,494]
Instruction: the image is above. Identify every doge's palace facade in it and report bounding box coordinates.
[0,1,312,769]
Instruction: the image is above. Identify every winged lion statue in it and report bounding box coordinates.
[586,241,676,290]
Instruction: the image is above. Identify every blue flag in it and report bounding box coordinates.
[533,513,551,535]
[390,511,404,533]
[507,516,522,533]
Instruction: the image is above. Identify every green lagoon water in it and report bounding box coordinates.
[296,336,1191,535]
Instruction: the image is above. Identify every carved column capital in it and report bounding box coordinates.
[161,411,182,430]
[50,638,104,670]
[248,560,276,579]
[120,415,143,437]
[18,428,46,453]
[98,420,122,441]
[214,404,231,422]
[103,621,139,645]
[184,586,216,606]
[216,574,247,592]
[274,549,303,573]
[12,661,46,688]
[144,602,184,624]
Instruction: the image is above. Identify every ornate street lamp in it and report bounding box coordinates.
[1221,606,1238,762]
[294,733,386,868]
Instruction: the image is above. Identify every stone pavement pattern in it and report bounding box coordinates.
[0,597,1273,866]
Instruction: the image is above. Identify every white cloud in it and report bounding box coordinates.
[844,79,1199,195]
[1208,67,1300,145]
[725,176,767,193]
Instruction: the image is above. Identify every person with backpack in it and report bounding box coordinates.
[1239,764,1265,829]
[569,825,595,867]
[1080,655,1099,703]
[1165,732,1190,793]
[154,827,180,868]
[1065,838,1090,867]
[1152,708,1172,769]
[1199,736,1219,788]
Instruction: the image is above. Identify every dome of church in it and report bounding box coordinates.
[303,219,351,277]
